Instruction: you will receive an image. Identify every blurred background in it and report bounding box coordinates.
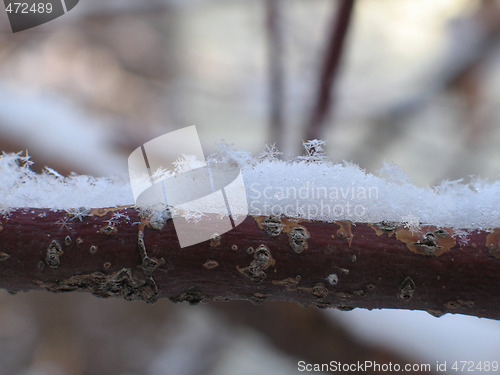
[1,0,500,374]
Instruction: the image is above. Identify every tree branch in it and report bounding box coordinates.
[1,208,499,320]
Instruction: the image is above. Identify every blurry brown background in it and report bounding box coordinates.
[1,0,500,374]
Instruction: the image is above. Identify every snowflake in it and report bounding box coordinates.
[259,143,282,161]
[402,214,421,233]
[18,150,34,169]
[297,139,329,163]
[104,218,116,227]
[66,207,91,222]
[55,217,73,231]
[173,154,205,173]
[43,166,64,179]
[453,229,470,245]
[111,212,129,221]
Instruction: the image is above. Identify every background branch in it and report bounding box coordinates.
[304,0,355,142]
[265,0,285,151]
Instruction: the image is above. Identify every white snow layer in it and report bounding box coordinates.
[1,143,500,230]
[0,152,133,210]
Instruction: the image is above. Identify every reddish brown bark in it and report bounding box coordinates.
[0,207,499,320]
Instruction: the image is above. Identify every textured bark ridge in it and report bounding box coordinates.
[0,207,499,320]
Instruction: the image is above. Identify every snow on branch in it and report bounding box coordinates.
[2,145,500,230]
[0,146,500,319]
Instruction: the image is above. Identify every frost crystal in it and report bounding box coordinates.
[111,212,129,221]
[66,207,91,222]
[173,154,206,173]
[297,140,329,163]
[453,229,471,245]
[44,167,64,179]
[55,217,72,231]
[259,143,282,161]
[402,214,421,233]
[18,150,34,169]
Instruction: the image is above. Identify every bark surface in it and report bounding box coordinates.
[0,207,499,320]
